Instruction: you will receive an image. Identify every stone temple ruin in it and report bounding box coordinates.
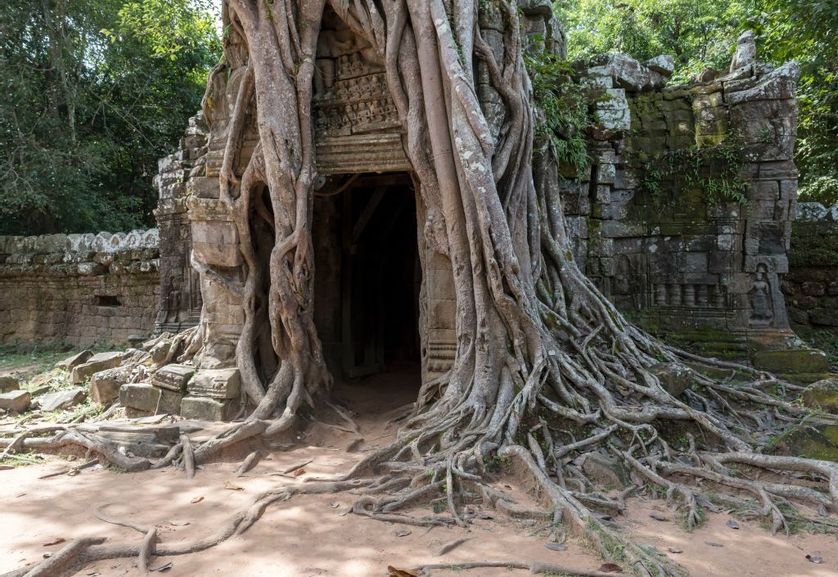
[0,21,834,421]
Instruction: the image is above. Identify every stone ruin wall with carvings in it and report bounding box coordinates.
[560,36,803,358]
[0,230,160,347]
[784,203,838,329]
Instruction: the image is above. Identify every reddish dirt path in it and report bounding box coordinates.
[0,376,835,577]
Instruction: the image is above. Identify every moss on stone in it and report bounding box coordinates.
[769,422,838,461]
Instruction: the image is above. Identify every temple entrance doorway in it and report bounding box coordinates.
[313,172,421,399]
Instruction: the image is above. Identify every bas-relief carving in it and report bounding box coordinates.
[312,12,408,175]
[748,263,774,327]
[313,19,398,137]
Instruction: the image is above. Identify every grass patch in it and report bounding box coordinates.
[0,345,71,375]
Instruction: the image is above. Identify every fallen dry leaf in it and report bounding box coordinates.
[42,538,65,547]
[598,563,622,573]
[292,468,306,477]
[387,567,419,577]
[190,496,204,504]
[224,481,244,491]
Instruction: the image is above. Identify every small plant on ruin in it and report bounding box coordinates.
[639,138,748,208]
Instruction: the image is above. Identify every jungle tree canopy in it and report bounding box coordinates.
[0,0,220,235]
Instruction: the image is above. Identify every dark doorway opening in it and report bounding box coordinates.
[313,173,421,392]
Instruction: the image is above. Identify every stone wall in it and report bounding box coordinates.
[153,115,206,334]
[783,203,838,328]
[561,34,801,356]
[0,230,160,347]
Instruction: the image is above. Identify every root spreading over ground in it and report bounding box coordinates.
[1,1,837,576]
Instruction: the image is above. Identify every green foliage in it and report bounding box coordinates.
[555,0,746,82]
[524,48,590,174]
[638,140,748,207]
[0,0,220,235]
[798,176,838,207]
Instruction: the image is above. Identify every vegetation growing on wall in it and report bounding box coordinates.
[637,140,748,208]
[524,49,590,175]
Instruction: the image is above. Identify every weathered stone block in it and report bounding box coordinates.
[752,349,829,374]
[180,396,237,422]
[801,282,825,297]
[152,364,195,392]
[191,221,241,267]
[0,375,20,393]
[56,350,93,370]
[809,308,838,327]
[0,390,30,412]
[71,352,128,384]
[771,422,837,461]
[801,378,838,413]
[39,387,86,411]
[645,55,675,77]
[119,383,161,413]
[187,368,240,400]
[89,366,132,404]
[649,362,694,397]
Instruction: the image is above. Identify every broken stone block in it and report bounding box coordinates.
[752,348,829,374]
[38,387,86,411]
[56,350,93,370]
[157,389,183,415]
[95,423,180,458]
[187,368,240,400]
[644,55,675,77]
[0,390,30,412]
[149,341,171,364]
[0,375,20,393]
[729,30,756,72]
[591,53,651,92]
[771,422,837,461]
[70,352,128,384]
[649,362,694,397]
[796,202,827,221]
[152,364,195,392]
[802,378,838,413]
[89,366,132,405]
[180,396,237,422]
[120,383,161,414]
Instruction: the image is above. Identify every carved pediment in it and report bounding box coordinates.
[313,11,408,175]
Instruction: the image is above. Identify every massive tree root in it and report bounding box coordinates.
[3,1,837,576]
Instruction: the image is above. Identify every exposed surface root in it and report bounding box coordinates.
[411,561,623,576]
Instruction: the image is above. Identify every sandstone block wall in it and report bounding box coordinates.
[561,43,800,353]
[0,230,160,347]
[784,204,838,328]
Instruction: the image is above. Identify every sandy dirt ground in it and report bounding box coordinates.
[0,375,836,577]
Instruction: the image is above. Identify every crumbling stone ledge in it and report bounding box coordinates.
[0,230,160,347]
